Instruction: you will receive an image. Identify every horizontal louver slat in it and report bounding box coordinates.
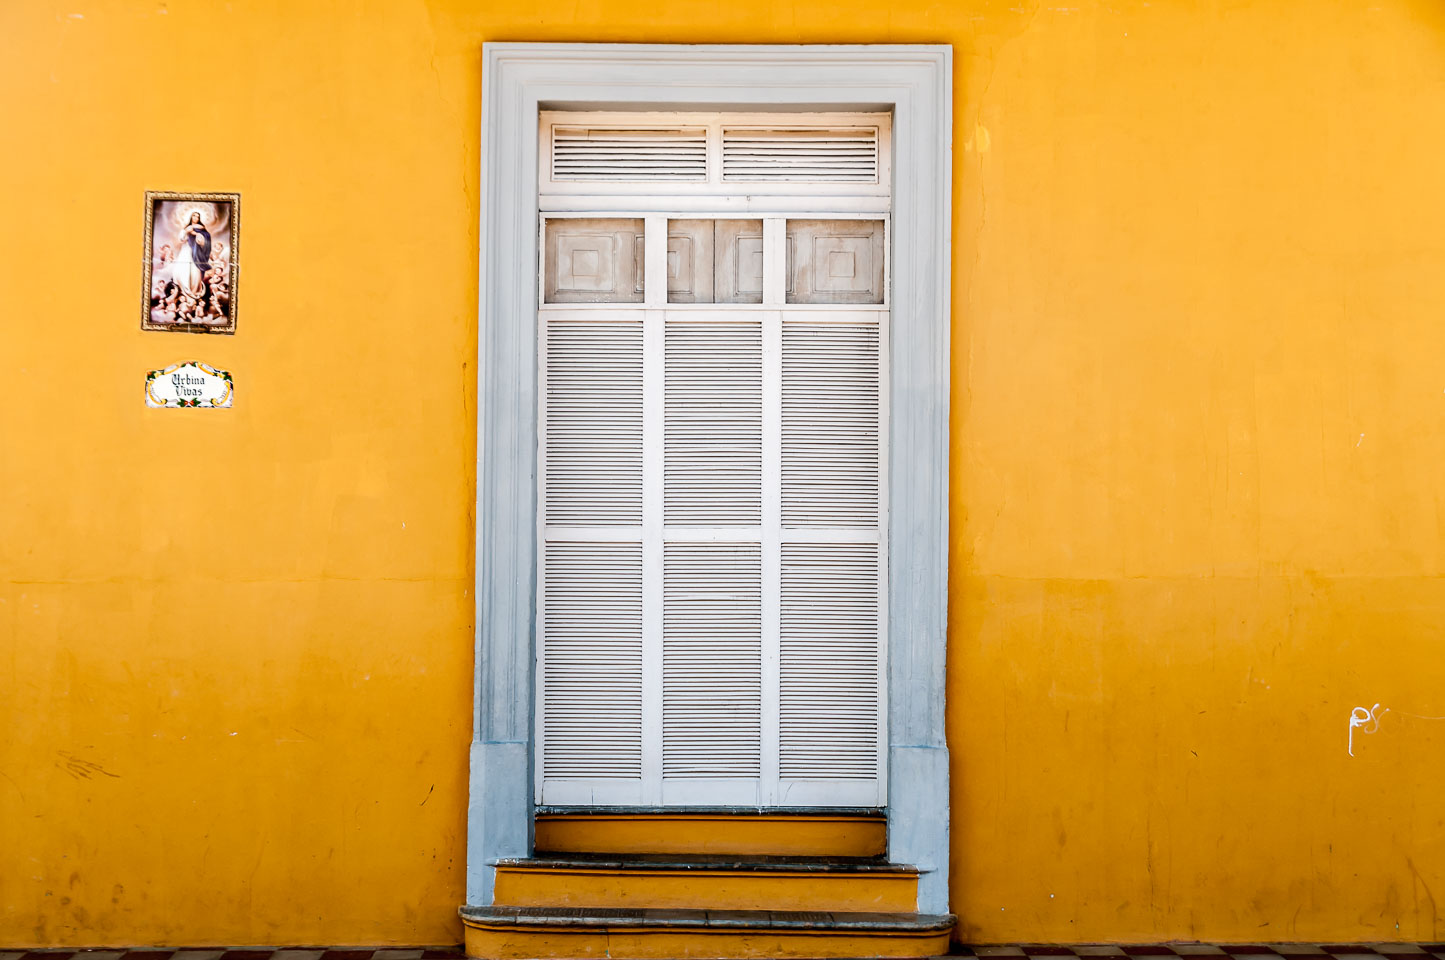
[541,540,644,779]
[553,127,708,181]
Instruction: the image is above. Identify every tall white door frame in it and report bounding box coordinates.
[470,42,952,912]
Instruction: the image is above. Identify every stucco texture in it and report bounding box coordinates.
[3,0,1445,948]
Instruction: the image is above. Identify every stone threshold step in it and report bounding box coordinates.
[495,856,913,873]
[459,906,954,932]
[535,806,886,816]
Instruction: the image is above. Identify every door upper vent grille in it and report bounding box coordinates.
[551,127,708,181]
[722,128,879,183]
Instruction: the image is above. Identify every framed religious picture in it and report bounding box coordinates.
[141,191,240,334]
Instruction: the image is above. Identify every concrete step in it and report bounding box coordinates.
[492,856,919,912]
[537,803,884,855]
[534,809,887,858]
[459,905,955,959]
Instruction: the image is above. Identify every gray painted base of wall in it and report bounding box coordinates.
[466,740,530,904]
[888,744,951,914]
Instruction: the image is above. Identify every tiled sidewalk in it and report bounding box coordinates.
[7,947,1445,960]
[959,949,1445,959]
[0,952,466,960]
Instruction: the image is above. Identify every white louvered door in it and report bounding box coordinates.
[536,113,890,809]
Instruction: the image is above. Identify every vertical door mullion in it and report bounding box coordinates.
[762,218,786,307]
[640,216,668,804]
[876,301,891,804]
[759,218,786,805]
[759,305,782,805]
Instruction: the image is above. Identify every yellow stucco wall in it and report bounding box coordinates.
[4,0,1445,948]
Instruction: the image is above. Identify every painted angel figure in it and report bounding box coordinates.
[205,243,228,286]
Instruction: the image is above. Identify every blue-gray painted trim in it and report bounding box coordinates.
[472,42,952,914]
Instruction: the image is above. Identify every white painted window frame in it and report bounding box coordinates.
[534,109,894,810]
[470,42,952,914]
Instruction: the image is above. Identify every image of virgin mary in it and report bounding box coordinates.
[172,211,213,304]
[144,194,236,332]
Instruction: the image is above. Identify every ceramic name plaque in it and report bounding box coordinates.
[145,361,233,408]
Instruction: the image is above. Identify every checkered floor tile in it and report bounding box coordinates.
[958,949,1445,959]
[0,952,466,960]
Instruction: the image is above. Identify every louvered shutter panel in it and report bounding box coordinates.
[538,313,646,802]
[660,316,765,796]
[780,542,880,779]
[722,128,879,182]
[539,308,885,805]
[778,313,885,794]
[781,321,881,525]
[664,317,763,524]
[552,127,708,181]
[544,318,645,523]
[541,541,644,779]
[662,542,763,779]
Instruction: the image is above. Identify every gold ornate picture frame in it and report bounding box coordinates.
[141,191,240,334]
